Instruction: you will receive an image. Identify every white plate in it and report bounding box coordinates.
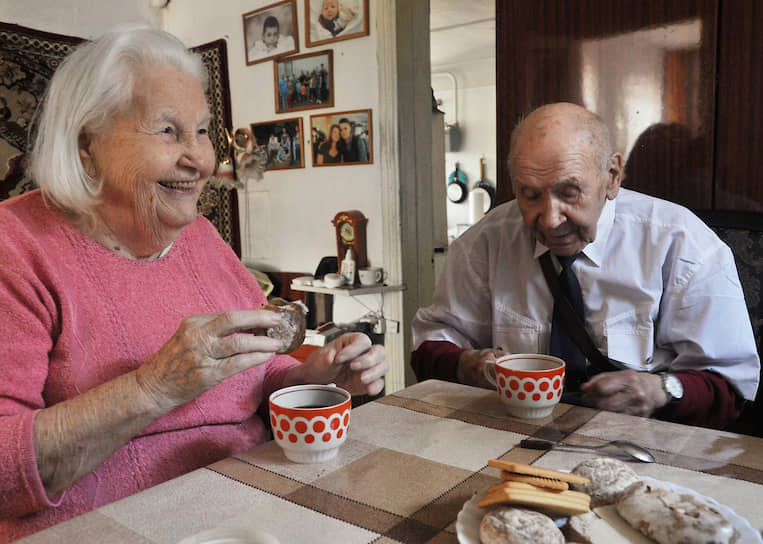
[177,527,280,544]
[456,478,762,544]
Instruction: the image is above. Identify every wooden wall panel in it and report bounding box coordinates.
[714,0,763,212]
[496,0,717,210]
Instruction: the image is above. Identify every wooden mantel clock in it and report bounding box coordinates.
[332,210,368,282]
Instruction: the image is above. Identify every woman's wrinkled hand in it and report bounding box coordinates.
[135,309,285,410]
[298,333,388,396]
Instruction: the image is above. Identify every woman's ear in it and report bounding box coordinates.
[78,131,97,178]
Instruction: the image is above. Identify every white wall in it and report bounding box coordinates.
[0,0,161,36]
[432,52,496,240]
[164,0,382,277]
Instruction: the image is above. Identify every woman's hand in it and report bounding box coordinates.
[288,333,388,396]
[136,309,285,411]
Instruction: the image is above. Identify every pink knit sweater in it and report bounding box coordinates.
[0,190,300,541]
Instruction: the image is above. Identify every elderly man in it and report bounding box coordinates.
[411,102,759,429]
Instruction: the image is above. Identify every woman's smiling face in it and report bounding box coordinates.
[79,64,215,253]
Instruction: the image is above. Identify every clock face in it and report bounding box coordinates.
[339,222,355,243]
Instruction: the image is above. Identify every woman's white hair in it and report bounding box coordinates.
[27,23,207,216]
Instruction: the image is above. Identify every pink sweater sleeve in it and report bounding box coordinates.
[0,265,62,517]
[0,411,64,518]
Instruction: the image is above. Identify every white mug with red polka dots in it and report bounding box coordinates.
[483,354,565,419]
[269,383,351,463]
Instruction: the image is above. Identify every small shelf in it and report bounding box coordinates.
[291,283,406,297]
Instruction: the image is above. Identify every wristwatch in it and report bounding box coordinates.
[660,373,684,405]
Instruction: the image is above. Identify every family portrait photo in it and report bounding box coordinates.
[243,0,299,66]
[250,117,305,170]
[310,109,372,166]
[274,50,333,114]
[305,0,369,47]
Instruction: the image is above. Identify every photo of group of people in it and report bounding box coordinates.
[310,109,372,166]
[274,50,333,113]
[242,0,371,170]
[250,118,304,171]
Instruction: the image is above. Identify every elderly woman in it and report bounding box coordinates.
[0,25,387,541]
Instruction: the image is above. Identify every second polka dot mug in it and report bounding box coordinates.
[269,383,351,463]
[483,354,565,419]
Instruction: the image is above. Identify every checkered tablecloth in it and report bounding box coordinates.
[19,380,763,543]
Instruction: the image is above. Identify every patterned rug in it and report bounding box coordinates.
[0,22,240,256]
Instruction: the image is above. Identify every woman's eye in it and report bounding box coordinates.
[198,127,209,136]
[160,126,176,136]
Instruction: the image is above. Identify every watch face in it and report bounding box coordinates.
[339,222,355,243]
[663,374,684,400]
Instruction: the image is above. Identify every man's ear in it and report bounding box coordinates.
[78,132,96,178]
[605,151,623,200]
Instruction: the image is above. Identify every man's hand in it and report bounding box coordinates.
[457,349,506,389]
[580,370,667,416]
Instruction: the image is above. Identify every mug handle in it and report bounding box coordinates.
[374,268,383,283]
[483,359,497,386]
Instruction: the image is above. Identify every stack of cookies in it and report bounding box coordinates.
[479,459,592,517]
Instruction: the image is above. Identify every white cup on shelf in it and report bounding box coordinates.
[358,267,384,286]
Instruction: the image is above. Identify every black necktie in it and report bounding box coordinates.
[549,253,587,391]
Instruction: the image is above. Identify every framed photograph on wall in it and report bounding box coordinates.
[305,0,369,47]
[243,0,299,66]
[274,50,334,114]
[310,109,372,166]
[250,117,305,170]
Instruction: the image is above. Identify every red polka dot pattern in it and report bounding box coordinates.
[494,370,565,409]
[269,407,351,452]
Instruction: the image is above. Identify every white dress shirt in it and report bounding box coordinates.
[412,189,760,400]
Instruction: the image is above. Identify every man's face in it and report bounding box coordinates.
[511,120,621,256]
[263,26,279,48]
[340,122,352,142]
[322,0,339,19]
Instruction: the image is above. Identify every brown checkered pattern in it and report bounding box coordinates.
[19,380,763,543]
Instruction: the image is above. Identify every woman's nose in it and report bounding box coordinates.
[179,136,215,175]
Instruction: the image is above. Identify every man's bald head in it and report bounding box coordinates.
[508,103,613,180]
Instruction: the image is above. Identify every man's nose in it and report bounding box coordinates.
[538,195,565,229]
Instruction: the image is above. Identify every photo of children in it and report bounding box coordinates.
[243,0,299,66]
[274,50,333,113]
[250,118,304,170]
[305,0,368,47]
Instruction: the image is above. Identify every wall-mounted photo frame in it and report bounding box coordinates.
[310,109,372,166]
[250,117,305,170]
[305,0,369,47]
[274,50,334,114]
[243,0,299,66]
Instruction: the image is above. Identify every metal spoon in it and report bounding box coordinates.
[519,438,655,463]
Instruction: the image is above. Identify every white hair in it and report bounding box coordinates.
[27,24,207,216]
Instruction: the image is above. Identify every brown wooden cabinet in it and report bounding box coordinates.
[496,0,762,213]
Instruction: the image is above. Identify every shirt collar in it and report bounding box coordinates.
[532,195,617,267]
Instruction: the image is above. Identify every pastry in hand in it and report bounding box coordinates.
[253,299,306,354]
